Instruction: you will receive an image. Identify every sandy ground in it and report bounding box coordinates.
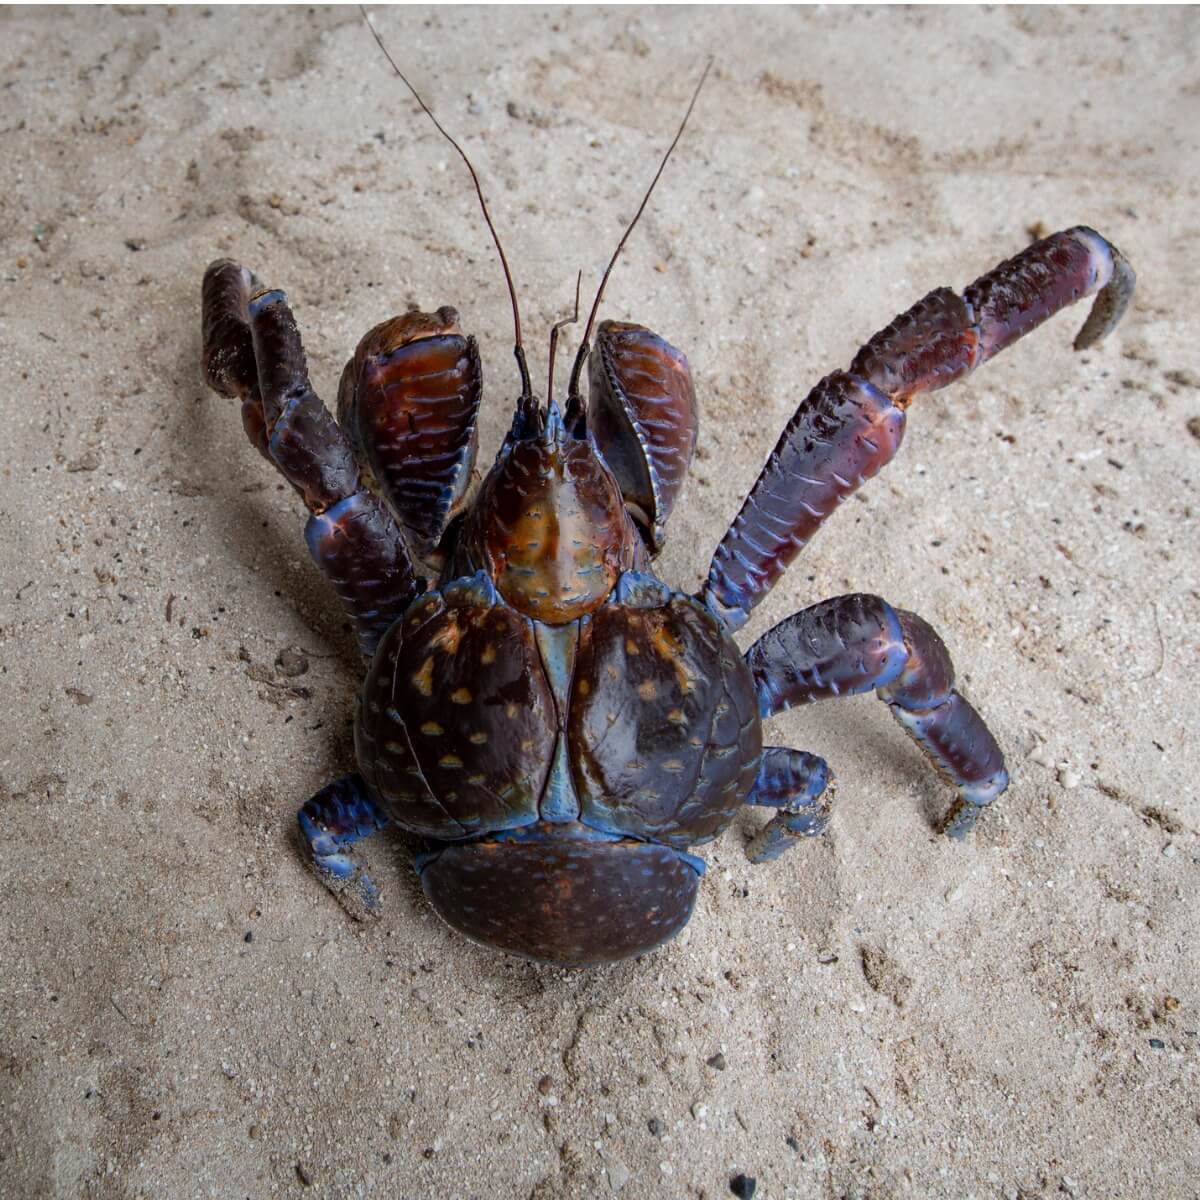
[1,5,1198,1198]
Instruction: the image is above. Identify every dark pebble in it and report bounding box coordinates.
[785,1135,800,1151]
[295,1162,313,1187]
[1149,1037,1165,1050]
[706,1052,727,1071]
[730,1173,757,1199]
[243,931,253,944]
[648,1117,664,1136]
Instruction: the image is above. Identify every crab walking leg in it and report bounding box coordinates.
[297,775,391,920]
[744,747,834,863]
[201,261,420,657]
[201,260,270,456]
[702,227,1134,628]
[745,594,1008,839]
[850,226,1135,401]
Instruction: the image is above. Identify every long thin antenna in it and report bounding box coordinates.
[547,271,582,408]
[360,6,533,408]
[566,58,713,407]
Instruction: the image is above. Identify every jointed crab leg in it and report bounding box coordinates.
[745,594,1008,839]
[201,260,270,457]
[744,746,833,863]
[202,260,420,656]
[702,227,1134,627]
[297,774,391,919]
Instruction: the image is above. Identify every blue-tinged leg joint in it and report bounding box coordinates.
[297,775,390,919]
[745,747,834,864]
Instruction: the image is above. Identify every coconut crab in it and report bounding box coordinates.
[200,45,1134,966]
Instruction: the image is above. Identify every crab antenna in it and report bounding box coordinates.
[548,270,583,410]
[360,6,533,409]
[566,57,713,406]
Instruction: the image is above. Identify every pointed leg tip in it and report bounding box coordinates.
[746,809,831,864]
[1073,239,1136,351]
[313,864,384,923]
[940,800,982,841]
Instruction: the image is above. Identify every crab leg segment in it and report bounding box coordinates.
[703,373,905,627]
[702,227,1133,627]
[201,260,270,456]
[247,288,360,511]
[745,595,1008,838]
[744,747,833,863]
[851,226,1134,403]
[201,260,419,657]
[297,775,391,920]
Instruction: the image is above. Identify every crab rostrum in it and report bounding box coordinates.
[201,221,1133,965]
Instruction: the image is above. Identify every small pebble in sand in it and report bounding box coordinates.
[1149,1037,1165,1050]
[706,1051,727,1071]
[606,1159,631,1192]
[1056,763,1081,789]
[730,1173,757,1199]
[647,1117,665,1136]
[1029,742,1055,768]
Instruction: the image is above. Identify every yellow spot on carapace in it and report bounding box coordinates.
[480,643,497,665]
[520,739,535,753]
[469,731,488,745]
[625,639,640,655]
[420,721,444,737]
[577,679,590,696]
[467,774,486,785]
[637,680,658,701]
[450,687,473,705]
[663,759,685,773]
[667,708,686,725]
[412,657,434,697]
[506,704,518,719]
[438,754,463,769]
[651,622,696,695]
[430,620,463,655]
